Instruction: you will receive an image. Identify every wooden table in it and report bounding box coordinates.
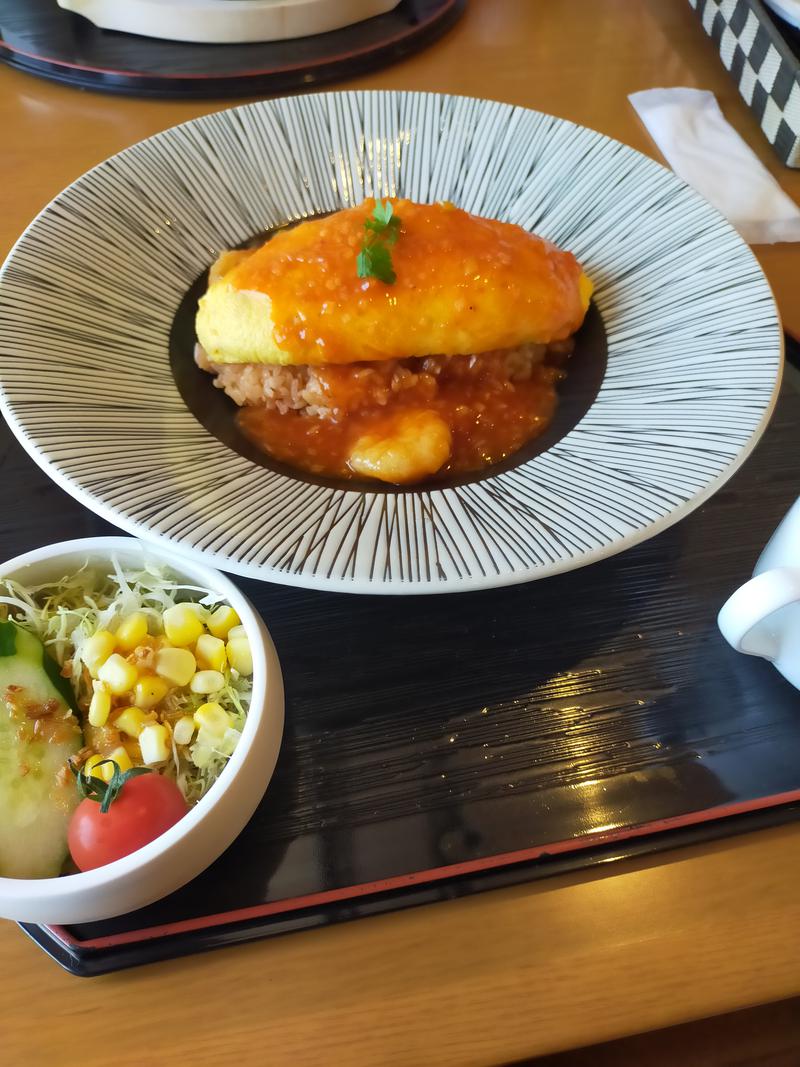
[2,2,800,1063]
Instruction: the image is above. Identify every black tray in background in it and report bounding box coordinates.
[0,0,465,99]
[8,361,800,977]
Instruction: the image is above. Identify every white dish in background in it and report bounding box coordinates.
[56,0,400,44]
[0,537,284,926]
[0,91,783,594]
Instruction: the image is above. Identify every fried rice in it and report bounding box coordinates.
[194,341,572,422]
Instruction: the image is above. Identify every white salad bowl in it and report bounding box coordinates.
[0,536,284,925]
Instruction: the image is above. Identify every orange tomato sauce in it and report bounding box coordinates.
[224,199,587,365]
[238,352,566,482]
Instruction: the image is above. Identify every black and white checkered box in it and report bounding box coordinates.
[690,0,800,166]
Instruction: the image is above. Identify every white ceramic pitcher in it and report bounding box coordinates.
[718,497,800,690]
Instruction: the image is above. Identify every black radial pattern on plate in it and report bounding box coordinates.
[0,91,781,589]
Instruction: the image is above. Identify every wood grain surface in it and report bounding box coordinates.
[3,824,800,1066]
[2,1,800,1063]
[535,997,800,1066]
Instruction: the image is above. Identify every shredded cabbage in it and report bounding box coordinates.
[0,559,251,804]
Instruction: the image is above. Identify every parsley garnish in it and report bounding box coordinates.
[356,199,401,284]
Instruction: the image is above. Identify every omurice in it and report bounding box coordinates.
[195,199,592,485]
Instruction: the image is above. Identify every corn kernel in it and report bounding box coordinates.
[96,746,133,781]
[184,602,209,624]
[193,702,230,737]
[227,625,247,641]
[113,705,152,739]
[115,612,148,652]
[139,724,171,765]
[88,683,112,728]
[162,604,204,647]
[195,633,227,673]
[154,647,196,687]
[189,669,225,695]
[83,754,105,781]
[133,674,170,709]
[97,653,138,695]
[83,630,116,676]
[207,605,240,640]
[95,762,114,783]
[226,636,253,676]
[173,716,195,746]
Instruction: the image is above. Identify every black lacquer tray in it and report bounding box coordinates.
[9,357,800,977]
[0,0,465,99]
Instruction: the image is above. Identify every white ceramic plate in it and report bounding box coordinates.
[0,91,783,594]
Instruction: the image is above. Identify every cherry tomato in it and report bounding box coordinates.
[68,774,188,871]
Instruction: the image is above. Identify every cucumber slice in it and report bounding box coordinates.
[0,621,83,879]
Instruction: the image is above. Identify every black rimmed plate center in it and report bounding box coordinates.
[169,235,607,494]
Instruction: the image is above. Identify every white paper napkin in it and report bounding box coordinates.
[629,87,800,244]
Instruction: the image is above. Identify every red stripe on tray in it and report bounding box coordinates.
[47,788,800,952]
[0,2,459,81]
